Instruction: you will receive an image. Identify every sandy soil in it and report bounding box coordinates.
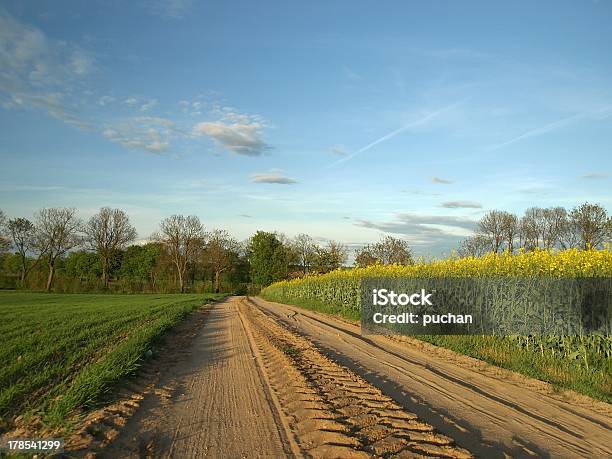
[91,297,473,458]
[101,297,295,458]
[251,296,612,459]
[77,296,611,458]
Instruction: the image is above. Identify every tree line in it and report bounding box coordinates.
[0,201,609,292]
[0,207,349,293]
[458,202,612,257]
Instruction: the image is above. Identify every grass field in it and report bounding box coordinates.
[0,292,225,433]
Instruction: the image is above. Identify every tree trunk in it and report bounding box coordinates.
[46,261,55,292]
[178,270,184,293]
[215,270,221,293]
[20,260,26,283]
[102,257,108,288]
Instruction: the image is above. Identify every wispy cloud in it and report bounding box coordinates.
[147,0,193,19]
[487,105,612,152]
[329,144,348,156]
[354,213,476,248]
[251,171,298,185]
[329,101,463,167]
[343,65,362,81]
[581,172,609,180]
[431,176,453,184]
[103,117,176,154]
[439,200,482,209]
[0,7,93,128]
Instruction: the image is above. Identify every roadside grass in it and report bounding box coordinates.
[0,291,226,433]
[259,293,612,404]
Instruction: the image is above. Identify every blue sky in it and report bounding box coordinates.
[1,0,611,257]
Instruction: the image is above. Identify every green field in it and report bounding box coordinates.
[0,292,225,433]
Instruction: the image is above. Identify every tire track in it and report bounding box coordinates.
[250,296,612,459]
[239,298,473,458]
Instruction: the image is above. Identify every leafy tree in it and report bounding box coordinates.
[120,243,164,288]
[62,250,101,280]
[311,241,348,273]
[248,231,289,286]
[204,229,240,293]
[84,207,137,287]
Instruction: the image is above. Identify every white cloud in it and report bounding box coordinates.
[98,95,115,106]
[439,200,482,209]
[70,50,93,76]
[581,172,609,180]
[140,98,158,111]
[147,0,193,19]
[251,171,298,184]
[0,7,94,126]
[329,144,348,156]
[193,110,270,156]
[354,213,477,248]
[431,176,453,184]
[103,117,175,154]
[125,97,138,106]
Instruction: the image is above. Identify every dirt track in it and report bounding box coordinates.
[94,296,611,458]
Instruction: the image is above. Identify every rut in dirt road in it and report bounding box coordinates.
[240,297,473,459]
[250,296,612,459]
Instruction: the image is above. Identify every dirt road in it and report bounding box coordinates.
[96,296,611,458]
[252,297,612,459]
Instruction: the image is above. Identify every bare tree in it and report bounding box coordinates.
[354,236,413,266]
[500,212,519,253]
[35,208,82,291]
[291,233,316,275]
[374,236,413,264]
[541,207,568,249]
[458,234,490,257]
[154,215,205,293]
[84,207,137,287]
[478,210,506,253]
[354,245,377,267]
[519,208,541,250]
[205,229,239,293]
[566,202,611,249]
[311,240,348,273]
[7,217,43,282]
[519,207,568,250]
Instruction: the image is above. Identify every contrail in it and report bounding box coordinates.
[487,105,612,152]
[329,101,463,168]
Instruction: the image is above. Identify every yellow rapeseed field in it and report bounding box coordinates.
[262,248,612,312]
